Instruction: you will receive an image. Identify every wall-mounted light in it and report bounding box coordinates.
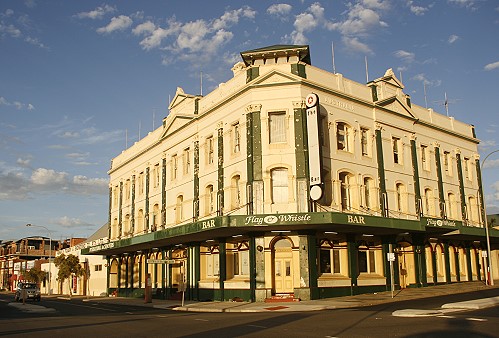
[257,245,264,252]
[325,231,338,235]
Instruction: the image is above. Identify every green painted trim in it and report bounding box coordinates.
[413,234,427,286]
[106,257,110,295]
[294,106,308,179]
[381,239,391,289]
[456,153,467,221]
[145,168,150,230]
[347,234,357,290]
[291,63,306,78]
[252,112,262,181]
[465,244,472,281]
[108,187,112,239]
[161,159,166,225]
[476,159,486,223]
[370,84,378,102]
[455,250,460,282]
[194,98,199,114]
[410,140,422,215]
[431,249,438,284]
[443,242,451,283]
[375,129,387,216]
[217,127,224,214]
[308,234,318,293]
[119,181,123,237]
[218,240,226,301]
[434,147,445,218]
[130,177,135,233]
[246,67,259,83]
[249,236,256,302]
[194,141,200,219]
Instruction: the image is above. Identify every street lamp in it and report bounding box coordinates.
[480,150,499,286]
[26,224,52,295]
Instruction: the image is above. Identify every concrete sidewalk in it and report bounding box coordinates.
[78,280,499,313]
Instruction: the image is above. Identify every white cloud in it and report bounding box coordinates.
[132,21,156,36]
[0,166,108,200]
[97,15,132,34]
[448,34,459,44]
[484,61,499,71]
[53,216,95,229]
[329,1,389,36]
[411,73,441,87]
[212,6,256,30]
[16,157,31,167]
[448,0,476,9]
[483,158,499,169]
[407,1,432,15]
[342,36,373,54]
[75,4,116,20]
[0,23,22,38]
[267,4,293,19]
[0,96,34,110]
[394,50,415,63]
[25,36,47,49]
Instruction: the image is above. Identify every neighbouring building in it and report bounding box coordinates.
[0,236,60,292]
[82,45,499,301]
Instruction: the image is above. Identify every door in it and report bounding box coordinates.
[273,239,294,294]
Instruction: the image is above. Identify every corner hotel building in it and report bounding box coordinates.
[83,45,499,301]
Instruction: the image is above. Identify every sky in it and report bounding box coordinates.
[1,0,498,241]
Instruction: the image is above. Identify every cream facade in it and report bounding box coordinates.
[83,45,499,301]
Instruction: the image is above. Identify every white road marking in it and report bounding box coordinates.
[466,318,487,322]
[437,315,456,319]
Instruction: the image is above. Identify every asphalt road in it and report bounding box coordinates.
[0,290,498,338]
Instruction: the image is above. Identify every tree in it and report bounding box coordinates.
[54,254,85,298]
[24,267,46,284]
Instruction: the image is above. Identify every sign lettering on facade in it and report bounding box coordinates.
[244,214,312,226]
[306,93,323,201]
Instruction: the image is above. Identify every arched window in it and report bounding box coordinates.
[137,209,144,233]
[176,195,183,223]
[271,168,288,203]
[123,214,130,236]
[205,185,215,215]
[447,192,457,219]
[231,175,242,209]
[424,188,434,216]
[152,204,159,230]
[396,183,406,213]
[363,177,374,210]
[339,172,354,211]
[467,196,478,223]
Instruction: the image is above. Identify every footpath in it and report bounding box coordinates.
[86,281,499,313]
[6,281,499,314]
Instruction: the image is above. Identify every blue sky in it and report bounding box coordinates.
[1,0,498,241]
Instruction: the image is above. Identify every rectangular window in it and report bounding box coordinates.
[269,112,286,143]
[421,145,429,170]
[125,180,131,201]
[336,122,349,151]
[464,157,470,180]
[207,136,214,164]
[183,148,190,175]
[172,155,178,179]
[271,168,288,203]
[94,265,102,272]
[232,122,240,153]
[361,128,369,156]
[444,151,451,175]
[153,164,160,188]
[138,173,144,195]
[206,253,220,278]
[393,137,401,164]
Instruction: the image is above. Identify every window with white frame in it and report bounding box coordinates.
[339,172,354,211]
[467,196,478,223]
[138,172,144,195]
[336,122,352,152]
[125,179,131,201]
[183,148,190,175]
[444,151,452,175]
[232,242,250,276]
[464,157,471,180]
[205,185,215,215]
[172,155,178,179]
[393,137,401,164]
[358,245,377,274]
[447,192,457,219]
[363,177,374,210]
[271,168,288,203]
[153,164,160,188]
[205,247,220,278]
[206,136,214,165]
[319,239,342,274]
[396,183,406,213]
[232,122,241,153]
[269,112,286,143]
[175,195,183,223]
[421,145,429,170]
[113,186,118,208]
[231,175,241,208]
[424,188,434,216]
[361,127,370,156]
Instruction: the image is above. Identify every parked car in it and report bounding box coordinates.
[14,282,41,302]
